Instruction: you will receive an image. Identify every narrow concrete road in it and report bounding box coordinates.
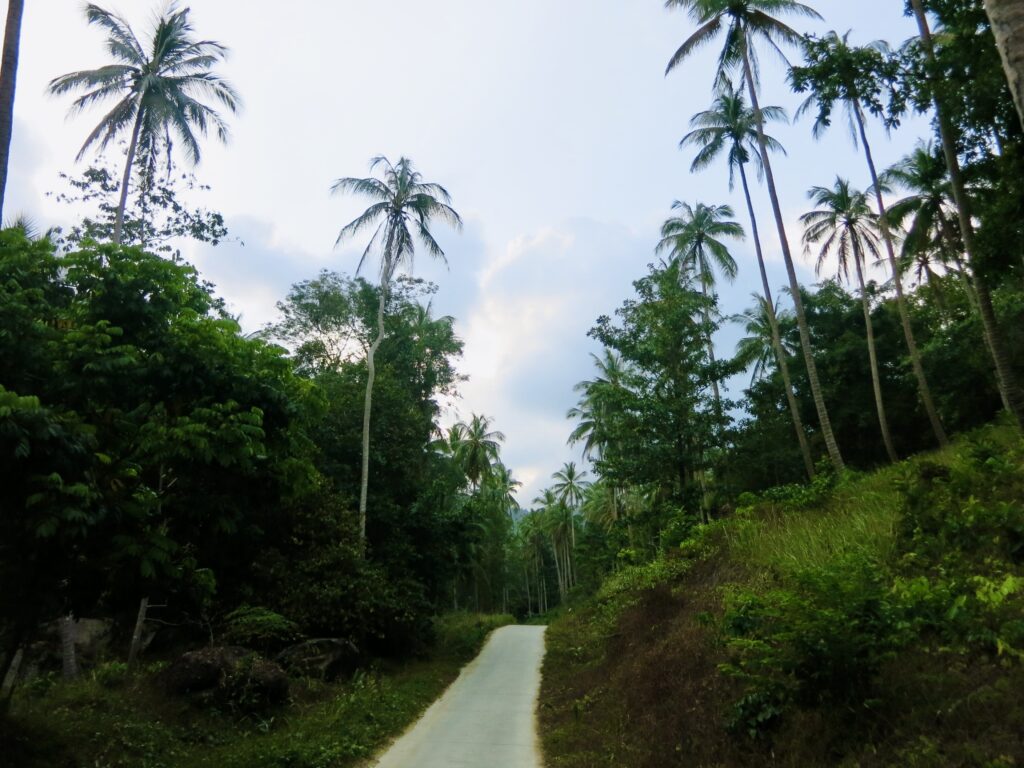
[373,625,547,768]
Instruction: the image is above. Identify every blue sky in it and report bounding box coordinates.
[9,0,935,503]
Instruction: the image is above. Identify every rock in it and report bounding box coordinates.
[161,646,289,708]
[276,638,360,680]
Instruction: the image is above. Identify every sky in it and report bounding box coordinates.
[8,0,935,505]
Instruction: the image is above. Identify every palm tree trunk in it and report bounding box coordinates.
[910,0,1024,428]
[854,244,899,462]
[738,162,816,479]
[741,48,845,471]
[358,280,388,545]
[113,108,145,245]
[853,102,949,447]
[550,539,564,601]
[0,0,25,223]
[983,0,1024,131]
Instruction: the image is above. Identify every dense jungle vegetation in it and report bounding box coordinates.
[0,0,1023,765]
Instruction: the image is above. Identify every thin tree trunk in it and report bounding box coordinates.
[1,648,21,702]
[60,614,78,680]
[854,245,899,462]
[742,47,845,471]
[127,596,149,667]
[550,540,564,602]
[358,280,388,545]
[983,0,1024,131]
[910,0,1024,427]
[0,0,24,222]
[524,567,531,616]
[738,162,816,479]
[854,103,949,447]
[113,108,145,245]
[700,280,723,408]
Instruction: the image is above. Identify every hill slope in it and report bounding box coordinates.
[540,425,1024,767]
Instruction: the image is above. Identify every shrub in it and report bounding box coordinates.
[222,606,302,653]
[432,613,514,661]
[93,661,131,689]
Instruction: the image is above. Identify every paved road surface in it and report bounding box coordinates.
[372,625,547,768]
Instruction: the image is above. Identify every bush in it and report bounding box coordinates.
[93,661,131,689]
[722,555,904,738]
[222,607,302,653]
[432,613,514,661]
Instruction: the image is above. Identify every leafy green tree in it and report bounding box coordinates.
[665,0,846,472]
[0,0,24,221]
[682,82,815,478]
[656,200,742,410]
[801,177,898,462]
[454,413,506,491]
[48,3,239,244]
[790,31,949,447]
[332,156,462,542]
[903,0,1024,427]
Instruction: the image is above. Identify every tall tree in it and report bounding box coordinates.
[682,83,815,478]
[905,0,1024,427]
[790,30,949,447]
[0,0,24,222]
[800,177,898,462]
[983,0,1024,130]
[455,413,505,491]
[665,0,846,471]
[48,3,239,245]
[333,156,462,542]
[656,200,741,409]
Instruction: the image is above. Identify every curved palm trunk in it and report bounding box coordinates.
[853,242,899,462]
[0,0,24,222]
[741,48,845,471]
[910,1,1024,428]
[738,162,816,479]
[983,0,1024,131]
[358,279,388,545]
[113,108,145,245]
[853,103,949,447]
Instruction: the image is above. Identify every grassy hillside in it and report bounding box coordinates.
[1,613,512,768]
[540,425,1024,767]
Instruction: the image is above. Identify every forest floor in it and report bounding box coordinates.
[0,614,513,768]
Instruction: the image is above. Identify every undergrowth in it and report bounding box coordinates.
[0,612,512,768]
[540,425,1024,767]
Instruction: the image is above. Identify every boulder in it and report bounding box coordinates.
[276,638,360,680]
[161,646,289,707]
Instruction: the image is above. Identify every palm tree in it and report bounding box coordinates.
[791,31,949,447]
[484,463,521,517]
[48,4,239,245]
[801,178,898,462]
[552,462,588,549]
[907,1,1024,427]
[665,0,846,471]
[333,156,462,541]
[734,294,792,384]
[656,200,742,409]
[682,82,815,478]
[567,350,629,462]
[455,413,505,491]
[982,0,1024,130]
[0,0,24,221]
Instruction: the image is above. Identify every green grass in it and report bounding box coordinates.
[1,612,514,768]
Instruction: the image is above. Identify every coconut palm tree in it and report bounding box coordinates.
[567,350,630,462]
[907,1,1024,427]
[484,463,521,517]
[733,294,794,385]
[665,0,846,471]
[551,462,588,549]
[455,413,505,491]
[801,178,898,462]
[982,0,1024,130]
[656,201,742,409]
[333,156,462,541]
[0,0,24,221]
[682,82,815,478]
[48,4,239,245]
[791,31,949,448]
